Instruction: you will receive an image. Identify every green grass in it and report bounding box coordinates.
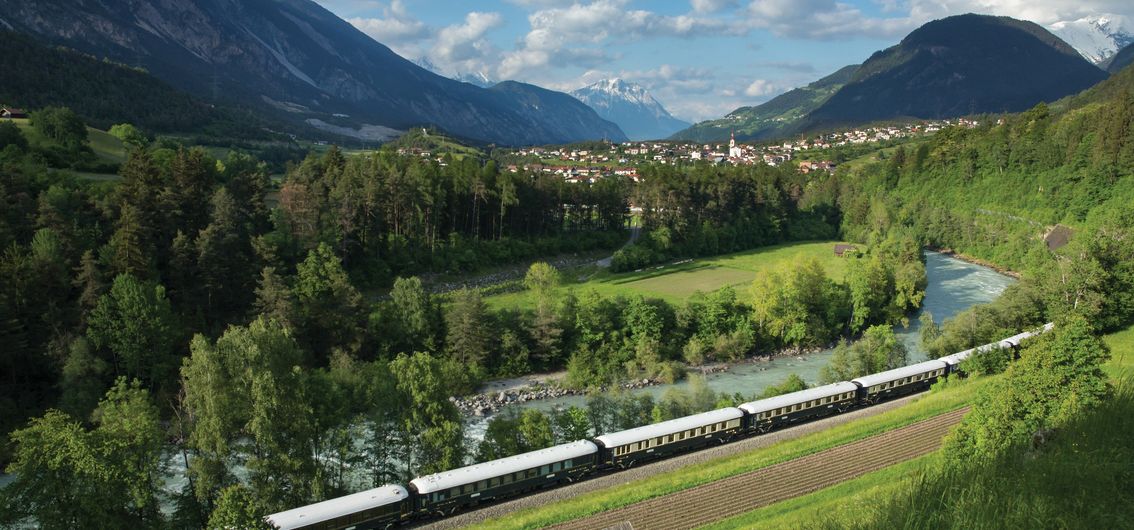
[1104,323,1134,375]
[701,323,1134,529]
[468,375,990,530]
[12,118,126,163]
[485,240,853,310]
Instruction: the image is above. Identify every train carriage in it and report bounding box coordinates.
[738,382,859,433]
[408,440,597,516]
[264,484,411,530]
[593,408,744,468]
[852,360,948,404]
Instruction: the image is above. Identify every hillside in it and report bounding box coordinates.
[570,79,689,141]
[801,14,1107,130]
[671,65,858,143]
[0,31,278,139]
[0,0,623,146]
[1106,43,1134,73]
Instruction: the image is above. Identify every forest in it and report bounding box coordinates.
[0,101,884,527]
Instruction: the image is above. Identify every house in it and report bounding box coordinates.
[834,244,859,257]
[1,107,28,119]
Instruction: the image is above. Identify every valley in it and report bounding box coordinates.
[2,2,1133,530]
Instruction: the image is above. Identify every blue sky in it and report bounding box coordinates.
[314,0,1134,122]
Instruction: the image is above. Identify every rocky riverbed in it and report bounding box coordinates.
[450,348,822,417]
[452,377,670,416]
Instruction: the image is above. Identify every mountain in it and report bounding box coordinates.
[669,65,858,143]
[1106,44,1134,74]
[800,14,1108,131]
[452,71,496,89]
[414,58,496,88]
[1048,14,1134,65]
[491,81,626,143]
[0,30,284,140]
[0,0,622,146]
[569,79,690,141]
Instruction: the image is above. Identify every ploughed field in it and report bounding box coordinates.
[549,407,967,530]
[485,240,854,309]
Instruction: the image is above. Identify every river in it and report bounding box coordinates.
[463,250,1015,441]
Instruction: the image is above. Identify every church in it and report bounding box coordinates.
[729,131,743,159]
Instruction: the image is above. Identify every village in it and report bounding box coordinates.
[496,118,980,183]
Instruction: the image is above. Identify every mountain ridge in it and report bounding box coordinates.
[798,14,1107,132]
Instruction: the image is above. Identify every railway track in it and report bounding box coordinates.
[413,395,958,530]
[547,407,968,530]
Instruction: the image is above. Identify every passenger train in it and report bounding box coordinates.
[265,323,1053,530]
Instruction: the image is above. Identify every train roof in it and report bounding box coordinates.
[1001,323,1054,346]
[737,382,859,415]
[852,360,948,388]
[409,440,597,494]
[939,324,1054,366]
[264,484,408,530]
[594,408,744,448]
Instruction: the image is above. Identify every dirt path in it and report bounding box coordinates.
[412,394,958,529]
[549,407,968,530]
[596,226,641,268]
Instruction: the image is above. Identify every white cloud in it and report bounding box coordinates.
[347,0,431,57]
[744,79,778,97]
[432,11,503,72]
[691,0,739,14]
[499,0,746,78]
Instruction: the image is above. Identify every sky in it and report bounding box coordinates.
[313,0,1134,122]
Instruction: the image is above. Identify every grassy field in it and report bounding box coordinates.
[467,374,990,530]
[11,118,126,163]
[485,240,852,310]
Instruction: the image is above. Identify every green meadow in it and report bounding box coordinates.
[485,240,854,310]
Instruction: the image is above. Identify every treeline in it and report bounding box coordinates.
[271,149,627,286]
[613,163,839,271]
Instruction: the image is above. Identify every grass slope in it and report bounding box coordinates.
[706,323,1134,529]
[12,118,125,163]
[469,375,990,529]
[485,240,851,310]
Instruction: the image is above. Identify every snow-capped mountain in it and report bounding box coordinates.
[452,71,496,88]
[570,78,690,141]
[412,58,495,88]
[1049,14,1134,65]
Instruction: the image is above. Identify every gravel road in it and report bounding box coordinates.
[413,392,959,529]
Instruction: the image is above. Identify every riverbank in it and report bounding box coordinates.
[453,345,826,417]
[929,247,1020,279]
